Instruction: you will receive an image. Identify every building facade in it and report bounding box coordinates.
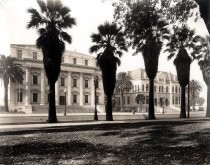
[9,44,104,113]
[115,69,181,113]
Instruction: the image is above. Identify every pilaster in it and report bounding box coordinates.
[40,69,45,105]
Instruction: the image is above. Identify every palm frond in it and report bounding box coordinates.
[27,8,45,29]
[58,16,76,29]
[60,6,70,17]
[37,0,47,13]
[89,45,101,54]
[60,31,72,44]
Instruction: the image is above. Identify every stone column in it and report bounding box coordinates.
[79,73,83,106]
[25,67,30,105]
[8,81,14,106]
[40,69,45,105]
[67,72,72,105]
[91,75,95,106]
[55,81,59,105]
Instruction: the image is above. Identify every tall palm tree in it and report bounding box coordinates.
[114,0,170,119]
[0,55,24,112]
[189,80,202,111]
[115,72,133,111]
[90,22,127,121]
[27,0,76,123]
[165,25,202,118]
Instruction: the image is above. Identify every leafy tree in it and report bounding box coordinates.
[27,0,76,123]
[115,72,133,111]
[0,55,24,112]
[194,0,210,117]
[194,36,210,116]
[195,97,205,107]
[90,22,127,121]
[114,0,170,119]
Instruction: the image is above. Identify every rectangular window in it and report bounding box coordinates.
[85,60,88,66]
[33,52,37,59]
[96,95,99,104]
[73,94,77,103]
[146,96,149,104]
[73,79,77,87]
[85,95,88,103]
[175,97,179,104]
[172,87,174,93]
[61,77,65,86]
[127,96,130,105]
[73,58,76,64]
[142,85,144,92]
[146,84,149,92]
[17,92,23,102]
[175,86,178,93]
[33,75,38,85]
[166,87,169,93]
[159,86,161,93]
[33,93,38,103]
[17,50,22,58]
[85,80,88,88]
[59,96,66,105]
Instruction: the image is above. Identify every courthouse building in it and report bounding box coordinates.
[115,69,181,112]
[9,44,104,113]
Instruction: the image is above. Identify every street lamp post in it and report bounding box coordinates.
[64,89,67,116]
[94,76,98,121]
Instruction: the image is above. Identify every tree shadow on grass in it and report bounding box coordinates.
[0,120,210,164]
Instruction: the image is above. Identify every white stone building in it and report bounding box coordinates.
[115,68,181,113]
[9,44,104,113]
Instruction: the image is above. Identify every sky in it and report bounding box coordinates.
[0,0,209,107]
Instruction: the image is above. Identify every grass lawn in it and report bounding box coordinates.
[0,119,210,165]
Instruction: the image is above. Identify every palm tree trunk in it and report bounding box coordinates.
[48,82,57,123]
[206,85,210,117]
[106,95,113,121]
[180,87,187,118]
[148,78,155,119]
[3,79,9,112]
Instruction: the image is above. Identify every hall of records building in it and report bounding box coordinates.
[8,44,105,113]
[115,69,182,112]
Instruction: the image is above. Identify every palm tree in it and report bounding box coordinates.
[189,80,202,111]
[27,0,76,123]
[165,25,202,118]
[0,55,24,112]
[115,72,133,111]
[114,0,170,119]
[90,22,127,121]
